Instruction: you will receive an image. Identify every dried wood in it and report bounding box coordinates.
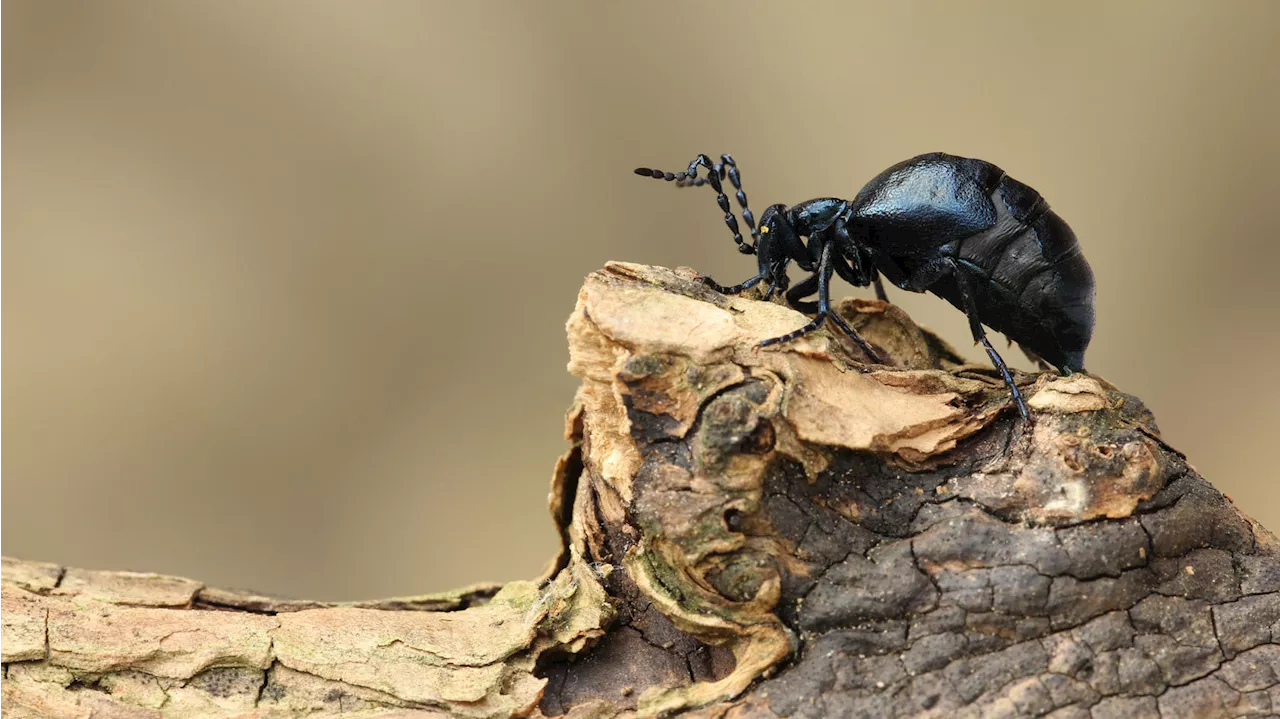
[5,263,1278,719]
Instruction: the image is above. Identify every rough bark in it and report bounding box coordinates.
[4,262,1279,719]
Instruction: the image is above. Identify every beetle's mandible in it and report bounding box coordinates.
[633,152,1096,421]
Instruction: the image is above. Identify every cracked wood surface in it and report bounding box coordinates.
[4,262,1279,718]
[2,555,611,718]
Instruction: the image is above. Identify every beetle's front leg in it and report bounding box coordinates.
[762,266,790,300]
[698,273,764,295]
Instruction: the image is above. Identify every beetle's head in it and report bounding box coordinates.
[756,204,793,257]
[757,204,785,235]
[755,204,794,281]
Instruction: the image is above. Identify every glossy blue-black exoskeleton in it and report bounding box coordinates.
[634,152,1096,420]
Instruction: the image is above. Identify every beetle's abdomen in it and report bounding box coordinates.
[853,153,1095,371]
[956,174,1095,371]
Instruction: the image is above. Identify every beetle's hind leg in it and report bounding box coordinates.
[978,336,1030,420]
[952,266,1031,420]
[873,274,890,302]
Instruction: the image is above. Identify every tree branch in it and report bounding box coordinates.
[5,262,1278,718]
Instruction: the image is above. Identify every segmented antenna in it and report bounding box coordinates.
[716,154,759,247]
[634,153,759,254]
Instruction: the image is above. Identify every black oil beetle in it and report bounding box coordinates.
[634,152,1096,420]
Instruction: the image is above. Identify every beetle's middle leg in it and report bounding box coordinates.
[700,274,765,295]
[760,244,881,361]
[784,273,819,314]
[759,247,832,348]
[828,218,890,302]
[825,252,884,362]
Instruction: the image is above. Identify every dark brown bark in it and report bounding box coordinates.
[4,263,1278,718]
[535,263,1280,718]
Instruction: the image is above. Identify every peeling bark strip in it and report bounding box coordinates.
[3,263,1279,718]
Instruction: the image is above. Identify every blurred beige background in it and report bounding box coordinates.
[4,2,1278,601]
